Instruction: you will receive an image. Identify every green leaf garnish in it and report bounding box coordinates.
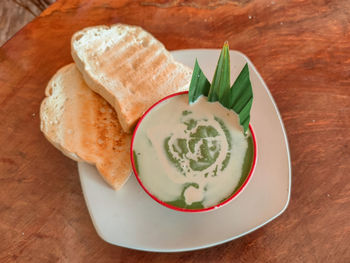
[208,42,231,102]
[188,60,211,102]
[188,42,253,133]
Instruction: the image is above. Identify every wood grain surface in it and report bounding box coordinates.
[1,0,350,262]
[0,0,55,46]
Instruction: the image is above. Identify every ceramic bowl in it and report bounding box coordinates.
[130,91,257,212]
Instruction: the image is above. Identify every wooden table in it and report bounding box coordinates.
[0,1,56,46]
[1,0,349,262]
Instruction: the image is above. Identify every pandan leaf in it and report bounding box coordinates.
[188,42,253,133]
[188,60,211,103]
[208,42,230,102]
[222,64,253,132]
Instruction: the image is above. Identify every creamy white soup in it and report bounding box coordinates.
[133,94,251,209]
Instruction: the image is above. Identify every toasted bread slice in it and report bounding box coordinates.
[71,24,193,133]
[40,63,132,190]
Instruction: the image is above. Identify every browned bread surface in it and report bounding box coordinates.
[71,24,193,133]
[40,63,132,189]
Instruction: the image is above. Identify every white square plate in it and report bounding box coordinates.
[78,49,291,252]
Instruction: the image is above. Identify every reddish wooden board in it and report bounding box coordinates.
[1,0,349,262]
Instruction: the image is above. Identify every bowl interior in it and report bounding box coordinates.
[130,91,257,213]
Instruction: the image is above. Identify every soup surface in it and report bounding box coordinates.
[133,94,253,209]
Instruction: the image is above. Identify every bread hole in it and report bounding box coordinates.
[74,33,83,41]
[129,87,137,94]
[142,39,149,47]
[131,62,138,70]
[48,87,53,95]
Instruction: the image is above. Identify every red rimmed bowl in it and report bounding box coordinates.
[130,91,257,213]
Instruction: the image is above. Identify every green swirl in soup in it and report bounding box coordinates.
[133,93,254,209]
